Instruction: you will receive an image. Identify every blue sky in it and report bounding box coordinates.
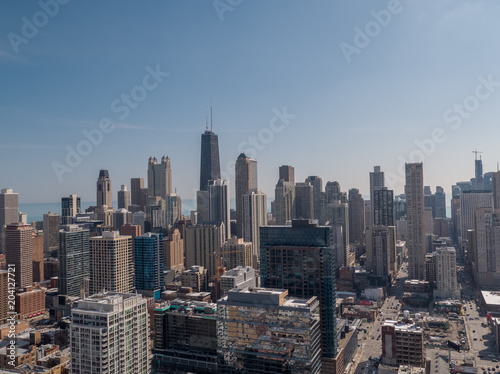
[1,0,500,205]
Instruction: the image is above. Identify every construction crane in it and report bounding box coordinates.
[472,150,483,160]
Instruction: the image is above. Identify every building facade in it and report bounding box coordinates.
[382,320,425,368]
[241,188,267,264]
[134,232,164,298]
[200,127,221,192]
[59,225,90,297]
[90,231,134,295]
[209,179,231,241]
[235,153,258,238]
[147,156,172,198]
[153,299,217,373]
[184,223,225,279]
[70,292,150,374]
[217,288,322,373]
[0,188,19,254]
[406,163,426,281]
[96,169,112,208]
[5,223,33,288]
[260,220,336,368]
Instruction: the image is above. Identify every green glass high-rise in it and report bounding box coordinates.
[260,220,336,369]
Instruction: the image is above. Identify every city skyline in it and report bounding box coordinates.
[2,2,500,203]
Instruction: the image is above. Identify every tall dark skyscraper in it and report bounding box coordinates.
[199,114,221,192]
[475,156,484,190]
[260,220,336,369]
[373,187,394,226]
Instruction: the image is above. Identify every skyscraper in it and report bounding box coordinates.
[96,169,112,208]
[235,153,258,238]
[43,212,60,252]
[434,186,446,218]
[434,247,460,299]
[70,292,150,374]
[59,225,90,297]
[373,187,394,226]
[241,188,267,264]
[294,182,313,220]
[208,179,231,241]
[163,228,184,273]
[348,188,365,245]
[370,166,385,226]
[165,193,182,227]
[148,156,172,198]
[260,220,336,369]
[405,163,426,280]
[200,121,221,192]
[327,201,351,266]
[274,179,295,225]
[279,165,295,184]
[118,185,130,210]
[90,231,134,294]
[61,194,80,224]
[473,208,500,286]
[325,181,341,204]
[131,177,146,208]
[366,225,396,283]
[5,223,33,288]
[475,156,484,190]
[32,231,44,283]
[0,188,18,254]
[184,223,225,279]
[134,232,164,299]
[459,191,493,243]
[306,176,323,221]
[492,171,500,209]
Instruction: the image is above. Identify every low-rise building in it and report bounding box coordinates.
[382,320,425,368]
[0,342,36,369]
[15,286,45,320]
[219,266,256,297]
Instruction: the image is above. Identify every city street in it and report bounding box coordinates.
[347,265,407,374]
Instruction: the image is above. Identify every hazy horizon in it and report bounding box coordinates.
[2,1,500,204]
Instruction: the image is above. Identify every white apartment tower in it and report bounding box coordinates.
[434,247,460,299]
[70,292,150,374]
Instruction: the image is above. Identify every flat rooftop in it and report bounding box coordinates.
[384,319,423,333]
[482,290,500,306]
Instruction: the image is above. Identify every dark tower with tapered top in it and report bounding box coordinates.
[199,109,221,192]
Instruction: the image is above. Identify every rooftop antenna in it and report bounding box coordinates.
[205,109,208,131]
[210,106,213,132]
[472,150,483,160]
[497,162,499,172]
